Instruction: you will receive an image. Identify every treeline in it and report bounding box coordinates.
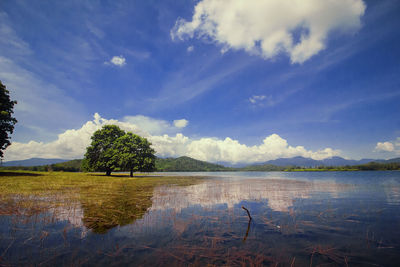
[1,158,400,173]
[285,162,400,171]
[0,159,83,172]
[238,164,286,171]
[355,162,400,170]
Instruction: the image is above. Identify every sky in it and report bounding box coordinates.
[0,0,400,163]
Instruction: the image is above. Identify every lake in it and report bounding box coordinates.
[1,171,400,266]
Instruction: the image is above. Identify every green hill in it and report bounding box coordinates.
[238,164,286,171]
[155,156,229,171]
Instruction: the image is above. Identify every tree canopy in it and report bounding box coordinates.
[114,132,156,177]
[82,125,156,176]
[0,81,17,159]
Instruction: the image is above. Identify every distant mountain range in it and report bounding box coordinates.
[258,156,383,167]
[2,158,70,167]
[2,156,400,171]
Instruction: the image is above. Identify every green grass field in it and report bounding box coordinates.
[0,171,204,233]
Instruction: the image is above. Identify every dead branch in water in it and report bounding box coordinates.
[242,206,252,220]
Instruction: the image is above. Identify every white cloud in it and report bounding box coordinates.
[150,133,190,159]
[123,116,165,134]
[182,134,340,163]
[171,0,366,63]
[249,95,276,107]
[123,115,184,135]
[375,138,400,154]
[4,113,146,161]
[4,114,340,163]
[375,141,394,152]
[4,113,186,160]
[187,45,194,52]
[249,95,266,104]
[173,119,188,128]
[109,55,126,66]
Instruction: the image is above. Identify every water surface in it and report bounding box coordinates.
[1,171,400,266]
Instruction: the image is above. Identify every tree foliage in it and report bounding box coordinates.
[83,125,125,175]
[82,125,156,176]
[115,132,155,177]
[0,81,17,158]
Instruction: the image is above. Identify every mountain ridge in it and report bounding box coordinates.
[2,158,70,167]
[258,156,387,167]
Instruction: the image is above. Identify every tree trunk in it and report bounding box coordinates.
[130,169,133,177]
[106,170,111,176]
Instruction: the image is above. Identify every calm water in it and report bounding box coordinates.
[1,171,400,266]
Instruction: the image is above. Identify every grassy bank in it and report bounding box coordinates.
[0,171,204,233]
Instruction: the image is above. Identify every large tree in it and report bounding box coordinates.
[115,132,156,177]
[0,81,17,159]
[83,125,125,176]
[82,125,156,176]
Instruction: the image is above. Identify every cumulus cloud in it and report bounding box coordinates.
[182,134,340,163]
[171,0,366,63]
[375,138,400,154]
[123,115,182,135]
[5,114,340,163]
[4,113,146,161]
[173,119,189,128]
[4,113,183,160]
[375,141,394,152]
[109,55,126,66]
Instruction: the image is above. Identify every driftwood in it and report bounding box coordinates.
[242,219,251,243]
[242,206,252,220]
[241,206,252,243]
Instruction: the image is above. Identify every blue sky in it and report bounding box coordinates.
[1,0,399,162]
